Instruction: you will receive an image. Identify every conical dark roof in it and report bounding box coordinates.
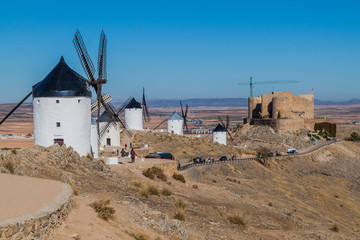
[98,111,120,122]
[212,124,226,132]
[32,57,91,97]
[125,98,142,109]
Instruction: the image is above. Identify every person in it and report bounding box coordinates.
[116,149,119,156]
[130,148,135,163]
[121,148,126,157]
[130,142,133,148]
[178,162,181,170]
[125,143,127,149]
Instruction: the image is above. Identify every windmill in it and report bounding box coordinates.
[236,77,300,97]
[218,115,234,141]
[180,101,189,133]
[73,29,118,140]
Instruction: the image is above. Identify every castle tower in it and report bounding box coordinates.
[212,124,227,145]
[167,111,183,135]
[90,118,98,158]
[124,98,143,130]
[32,57,91,156]
[98,111,121,147]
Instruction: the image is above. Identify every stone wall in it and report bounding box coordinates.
[0,185,72,240]
[273,119,305,132]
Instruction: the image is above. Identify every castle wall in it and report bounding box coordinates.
[289,94,314,119]
[272,97,290,119]
[273,119,305,132]
[248,97,261,118]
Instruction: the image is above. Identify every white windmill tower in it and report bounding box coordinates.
[32,57,92,156]
[125,98,143,130]
[212,124,227,145]
[167,111,183,135]
[98,111,121,148]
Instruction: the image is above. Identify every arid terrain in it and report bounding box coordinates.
[1,102,360,239]
[0,136,359,239]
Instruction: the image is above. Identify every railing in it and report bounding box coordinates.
[178,140,337,171]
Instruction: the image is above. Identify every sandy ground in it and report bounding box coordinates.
[0,174,63,222]
[0,138,34,148]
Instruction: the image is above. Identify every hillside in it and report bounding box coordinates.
[0,138,359,239]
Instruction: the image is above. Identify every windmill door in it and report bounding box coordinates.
[106,138,111,146]
[54,138,64,146]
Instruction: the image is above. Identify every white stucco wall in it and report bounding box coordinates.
[91,124,98,158]
[33,97,91,156]
[99,122,121,147]
[125,108,143,130]
[212,131,227,145]
[167,119,183,135]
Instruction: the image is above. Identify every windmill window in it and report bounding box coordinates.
[78,99,81,103]
[37,100,40,104]
[56,122,61,127]
[56,100,60,104]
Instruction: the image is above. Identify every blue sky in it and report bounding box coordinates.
[0,0,359,103]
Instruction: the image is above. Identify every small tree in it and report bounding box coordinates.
[346,132,360,141]
[277,112,281,119]
[256,147,273,166]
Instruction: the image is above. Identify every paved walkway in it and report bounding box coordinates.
[0,174,71,225]
[179,140,338,171]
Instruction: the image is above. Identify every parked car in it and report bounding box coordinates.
[287,149,299,154]
[219,156,228,161]
[145,152,175,160]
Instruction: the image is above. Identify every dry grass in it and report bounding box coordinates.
[174,210,185,221]
[228,213,246,226]
[127,231,151,240]
[147,185,160,195]
[133,181,143,188]
[161,188,172,196]
[172,173,186,183]
[4,160,15,174]
[89,199,115,221]
[143,167,167,181]
[330,223,339,232]
[176,199,187,210]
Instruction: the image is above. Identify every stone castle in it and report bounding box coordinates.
[244,91,325,132]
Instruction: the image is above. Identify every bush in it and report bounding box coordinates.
[330,223,339,232]
[161,188,172,196]
[129,232,151,240]
[143,167,167,181]
[228,214,246,226]
[212,179,217,183]
[172,173,186,183]
[176,199,186,210]
[86,153,93,160]
[147,185,160,196]
[192,184,199,189]
[4,161,15,174]
[11,149,17,155]
[89,199,115,221]
[134,181,142,188]
[141,188,149,198]
[226,177,241,184]
[174,211,185,221]
[346,132,360,141]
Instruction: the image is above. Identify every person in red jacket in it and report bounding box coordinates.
[131,148,136,163]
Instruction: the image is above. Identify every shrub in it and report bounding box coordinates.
[192,184,198,189]
[4,161,15,174]
[256,146,273,165]
[134,181,142,188]
[346,132,360,141]
[89,199,115,221]
[143,167,167,181]
[147,185,160,196]
[228,214,246,226]
[161,188,172,196]
[11,149,17,155]
[174,211,185,221]
[226,177,241,184]
[172,173,186,183]
[330,224,339,232]
[141,188,149,198]
[268,202,273,207]
[86,153,93,160]
[212,179,217,183]
[176,199,186,210]
[129,232,151,240]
